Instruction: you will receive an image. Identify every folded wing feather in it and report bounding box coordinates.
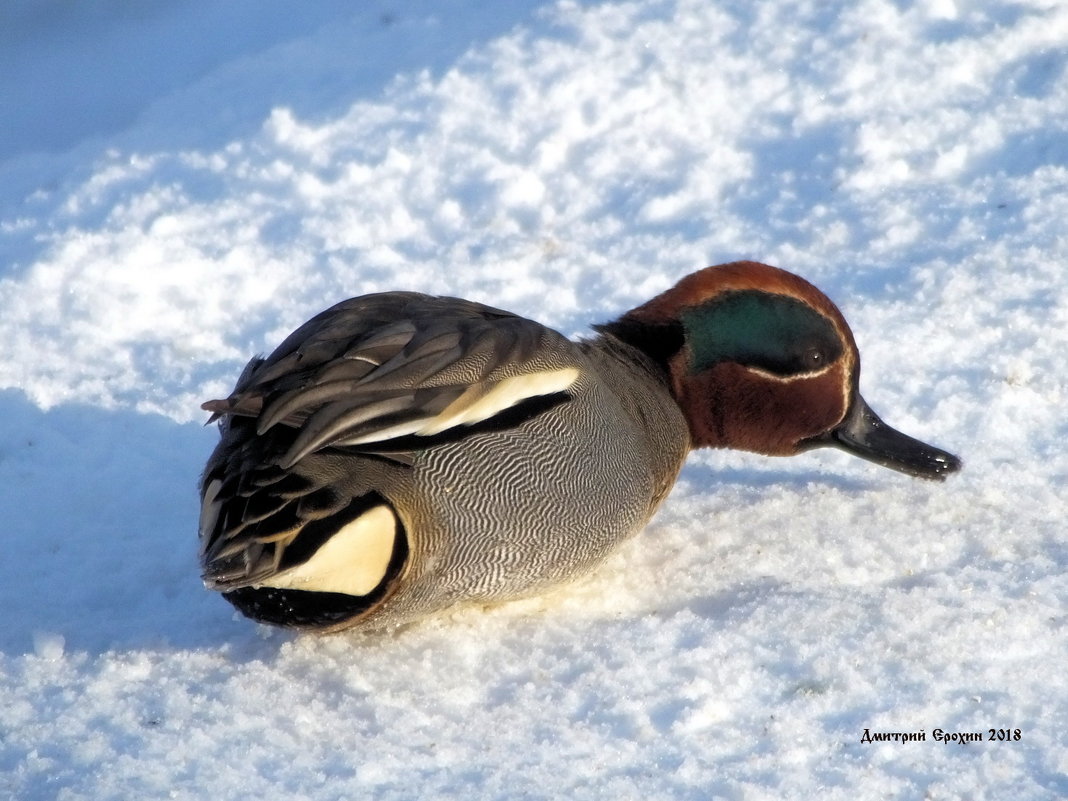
[201,293,581,465]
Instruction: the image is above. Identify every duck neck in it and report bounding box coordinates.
[590,317,684,385]
[583,329,692,507]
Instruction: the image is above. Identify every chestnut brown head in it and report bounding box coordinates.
[603,261,960,479]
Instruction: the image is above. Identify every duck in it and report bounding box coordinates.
[198,261,961,631]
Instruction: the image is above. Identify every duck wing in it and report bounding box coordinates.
[202,292,581,467]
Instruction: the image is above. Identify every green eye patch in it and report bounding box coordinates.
[682,290,843,376]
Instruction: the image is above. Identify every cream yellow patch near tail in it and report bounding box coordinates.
[258,504,398,596]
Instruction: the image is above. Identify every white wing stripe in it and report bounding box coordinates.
[285,367,580,456]
[417,367,580,436]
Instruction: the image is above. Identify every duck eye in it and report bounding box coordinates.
[806,348,824,367]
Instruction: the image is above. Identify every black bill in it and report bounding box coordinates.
[815,394,962,480]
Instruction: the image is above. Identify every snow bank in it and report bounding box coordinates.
[1,1,1065,798]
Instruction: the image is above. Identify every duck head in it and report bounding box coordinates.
[602,261,961,479]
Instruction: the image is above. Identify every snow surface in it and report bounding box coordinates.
[1,0,1066,798]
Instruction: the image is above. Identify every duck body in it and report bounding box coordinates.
[200,293,690,629]
[200,262,961,631]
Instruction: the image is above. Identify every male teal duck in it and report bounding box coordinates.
[199,261,961,631]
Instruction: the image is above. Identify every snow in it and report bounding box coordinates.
[1,0,1065,798]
